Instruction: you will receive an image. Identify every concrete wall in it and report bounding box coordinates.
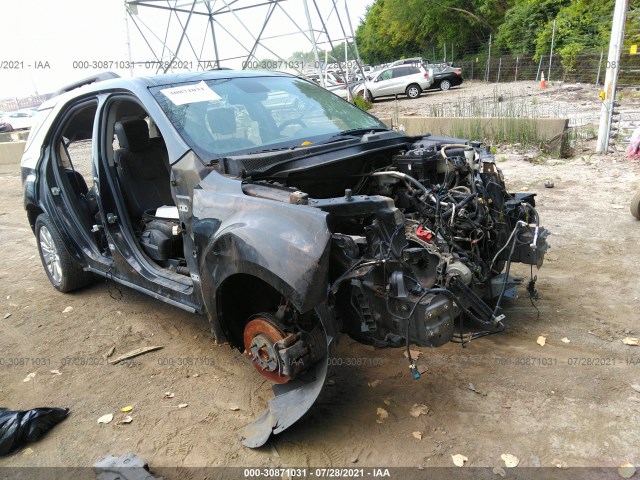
[0,131,30,143]
[0,141,26,166]
[377,116,570,156]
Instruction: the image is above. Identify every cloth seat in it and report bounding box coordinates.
[113,119,174,221]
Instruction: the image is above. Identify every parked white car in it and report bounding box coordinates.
[0,110,35,131]
[303,73,352,100]
[353,65,433,102]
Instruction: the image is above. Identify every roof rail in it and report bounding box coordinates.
[53,72,121,97]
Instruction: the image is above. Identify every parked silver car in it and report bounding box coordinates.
[354,65,432,101]
[0,110,35,131]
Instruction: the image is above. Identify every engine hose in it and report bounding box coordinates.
[176,266,191,276]
[489,221,526,272]
[370,171,429,196]
[440,144,471,159]
[442,193,478,219]
[473,203,485,224]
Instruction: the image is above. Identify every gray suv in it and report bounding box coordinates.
[354,65,433,101]
[21,69,547,448]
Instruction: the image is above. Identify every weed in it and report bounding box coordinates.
[352,96,372,111]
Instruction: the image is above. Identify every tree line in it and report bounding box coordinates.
[354,0,639,72]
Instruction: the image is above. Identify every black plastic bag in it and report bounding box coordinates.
[0,407,69,456]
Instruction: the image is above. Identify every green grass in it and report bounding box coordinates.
[426,88,551,148]
[352,96,372,111]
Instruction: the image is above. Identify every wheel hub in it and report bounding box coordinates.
[243,316,292,384]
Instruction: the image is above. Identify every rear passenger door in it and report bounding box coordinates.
[42,98,108,267]
[390,67,411,95]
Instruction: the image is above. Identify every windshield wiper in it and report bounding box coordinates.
[324,127,390,142]
[245,145,299,155]
[338,127,390,137]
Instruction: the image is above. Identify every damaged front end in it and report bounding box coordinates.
[326,139,549,353]
[217,133,549,447]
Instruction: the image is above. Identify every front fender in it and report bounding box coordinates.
[192,171,331,337]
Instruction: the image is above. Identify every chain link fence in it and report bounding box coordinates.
[453,52,639,86]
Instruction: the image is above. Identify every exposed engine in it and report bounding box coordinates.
[325,135,548,361]
[240,133,548,382]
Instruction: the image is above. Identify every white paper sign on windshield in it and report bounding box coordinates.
[160,81,221,106]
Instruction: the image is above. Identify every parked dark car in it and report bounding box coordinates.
[428,63,464,91]
[22,70,546,448]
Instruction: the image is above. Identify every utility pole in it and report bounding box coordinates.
[548,19,556,82]
[303,0,324,87]
[596,0,629,153]
[595,49,604,86]
[345,38,351,101]
[485,34,492,82]
[344,0,366,80]
[124,1,134,76]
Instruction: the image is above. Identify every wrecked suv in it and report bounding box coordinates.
[22,70,548,447]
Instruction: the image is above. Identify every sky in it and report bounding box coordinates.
[0,0,373,99]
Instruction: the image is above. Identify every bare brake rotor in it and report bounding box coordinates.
[243,314,294,384]
[240,304,334,448]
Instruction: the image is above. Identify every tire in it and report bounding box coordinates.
[35,214,94,292]
[439,79,452,91]
[362,89,374,102]
[4,124,13,132]
[631,190,640,219]
[406,84,421,99]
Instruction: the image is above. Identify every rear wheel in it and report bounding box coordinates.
[4,124,13,132]
[35,214,94,292]
[440,79,452,91]
[631,191,640,219]
[406,84,422,99]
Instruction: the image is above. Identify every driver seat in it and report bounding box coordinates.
[205,108,254,151]
[113,119,174,223]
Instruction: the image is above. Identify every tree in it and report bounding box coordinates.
[534,0,614,71]
[623,3,640,52]
[355,0,514,65]
[495,0,569,55]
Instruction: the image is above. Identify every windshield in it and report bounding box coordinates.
[150,75,386,162]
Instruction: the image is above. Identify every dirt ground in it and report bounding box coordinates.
[2,82,640,477]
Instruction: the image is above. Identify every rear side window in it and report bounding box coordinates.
[392,67,410,78]
[54,102,98,193]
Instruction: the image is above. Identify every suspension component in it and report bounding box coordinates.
[243,313,323,384]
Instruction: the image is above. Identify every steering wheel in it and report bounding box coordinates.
[277,117,307,133]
